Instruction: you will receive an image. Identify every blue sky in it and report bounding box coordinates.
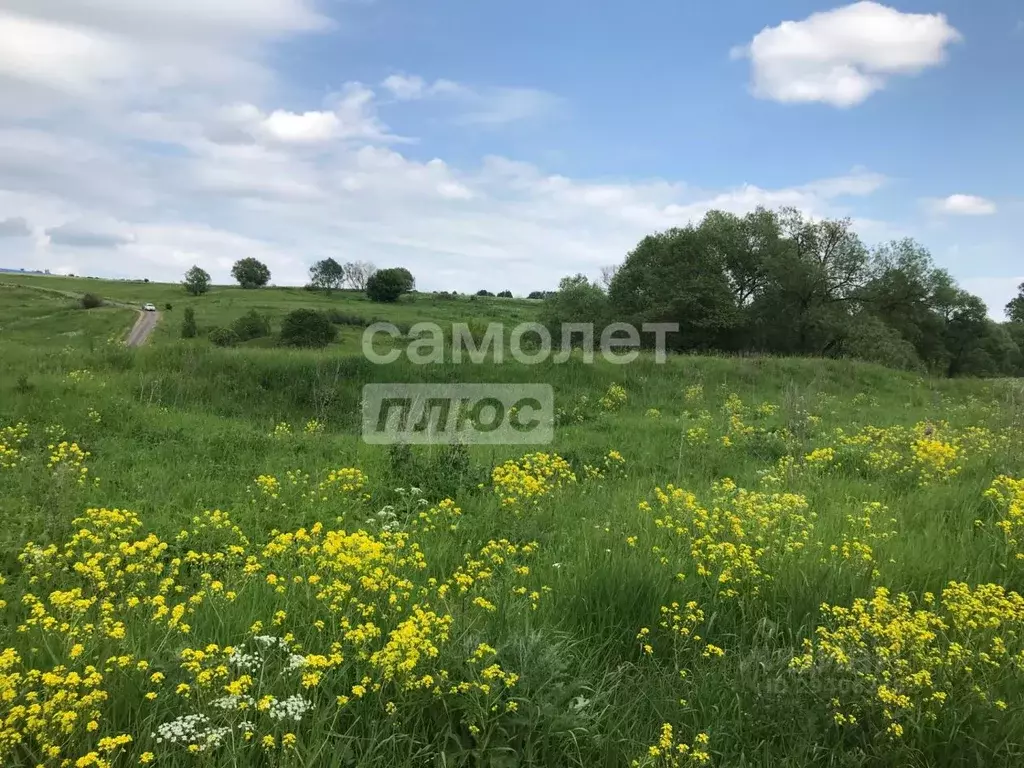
[0,1,1020,316]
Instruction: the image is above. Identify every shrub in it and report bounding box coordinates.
[231,309,272,341]
[80,293,103,309]
[367,268,415,303]
[181,308,197,339]
[164,302,173,311]
[208,327,240,347]
[326,310,370,327]
[280,309,336,348]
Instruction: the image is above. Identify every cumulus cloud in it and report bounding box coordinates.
[930,194,998,216]
[732,2,962,107]
[0,1,893,294]
[0,216,31,237]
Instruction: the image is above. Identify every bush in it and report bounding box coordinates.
[164,303,173,311]
[181,308,197,339]
[231,309,272,341]
[326,310,370,327]
[280,309,337,348]
[208,327,240,347]
[497,290,513,298]
[475,289,494,297]
[80,293,103,309]
[366,268,414,303]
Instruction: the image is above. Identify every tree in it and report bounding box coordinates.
[309,258,346,294]
[280,309,336,348]
[599,265,619,291]
[860,239,950,371]
[475,289,494,297]
[231,258,271,289]
[80,293,103,309]
[497,290,513,298]
[181,308,197,338]
[344,261,377,290]
[183,265,211,296]
[608,225,738,351]
[367,268,414,303]
[392,267,415,293]
[541,275,608,340]
[1006,283,1024,324]
[747,209,869,356]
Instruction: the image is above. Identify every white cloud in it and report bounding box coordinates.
[0,13,132,96]
[931,194,998,216]
[382,73,559,125]
[732,2,962,107]
[259,110,342,143]
[0,2,965,301]
[0,0,330,114]
[381,74,461,101]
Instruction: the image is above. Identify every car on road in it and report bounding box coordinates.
[143,303,156,311]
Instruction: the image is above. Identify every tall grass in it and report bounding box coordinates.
[1,287,1023,766]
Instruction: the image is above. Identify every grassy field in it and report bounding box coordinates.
[0,273,541,345]
[2,282,1024,767]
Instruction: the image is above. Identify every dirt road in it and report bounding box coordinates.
[126,310,160,347]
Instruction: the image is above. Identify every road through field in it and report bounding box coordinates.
[125,310,160,346]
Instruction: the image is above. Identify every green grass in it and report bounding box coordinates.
[1,273,541,344]
[1,287,1024,767]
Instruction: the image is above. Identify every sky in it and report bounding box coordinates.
[0,1,1021,317]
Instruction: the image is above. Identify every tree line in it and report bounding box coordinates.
[543,206,1024,377]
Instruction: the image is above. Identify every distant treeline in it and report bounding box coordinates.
[542,206,1024,377]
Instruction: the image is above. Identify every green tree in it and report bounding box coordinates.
[231,258,271,289]
[939,290,989,377]
[309,258,346,294]
[392,268,415,293]
[749,210,869,355]
[183,265,211,296]
[367,268,414,303]
[1006,282,1024,324]
[181,308,197,338]
[860,239,949,371]
[609,225,737,351]
[541,275,609,338]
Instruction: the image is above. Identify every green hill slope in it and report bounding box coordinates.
[1,285,1023,767]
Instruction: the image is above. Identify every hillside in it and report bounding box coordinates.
[1,286,1024,767]
[1,273,540,344]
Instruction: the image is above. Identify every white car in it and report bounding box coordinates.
[143,303,157,311]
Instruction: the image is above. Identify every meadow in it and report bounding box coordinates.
[2,278,1024,767]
